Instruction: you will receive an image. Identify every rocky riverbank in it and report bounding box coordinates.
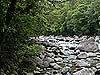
[29,36,100,75]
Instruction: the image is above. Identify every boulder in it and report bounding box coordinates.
[77,37,99,52]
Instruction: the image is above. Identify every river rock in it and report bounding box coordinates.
[62,66,70,73]
[73,67,96,75]
[54,64,62,70]
[43,61,49,67]
[77,52,87,59]
[75,59,90,67]
[78,37,99,52]
[87,52,97,57]
[35,57,44,68]
[50,63,61,69]
[67,55,77,60]
[54,57,63,62]
[96,63,100,69]
[27,73,33,75]
[44,57,54,63]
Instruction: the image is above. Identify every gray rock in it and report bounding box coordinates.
[96,52,100,58]
[67,55,77,60]
[63,59,69,63]
[55,73,62,75]
[54,57,63,62]
[50,63,61,69]
[97,55,100,58]
[27,73,33,75]
[50,63,56,66]
[56,61,63,64]
[77,37,99,52]
[93,57,100,60]
[77,52,87,59]
[46,48,53,52]
[39,53,45,59]
[43,61,49,67]
[95,36,99,42]
[67,64,73,67]
[46,52,55,58]
[87,52,97,57]
[75,59,90,67]
[44,57,54,63]
[53,64,62,69]
[62,66,70,73]
[73,67,97,75]
[75,49,80,54]
[34,71,41,74]
[35,57,44,68]
[96,63,100,69]
[86,58,98,65]
[62,71,72,75]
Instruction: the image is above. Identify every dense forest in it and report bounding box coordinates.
[1,0,100,74]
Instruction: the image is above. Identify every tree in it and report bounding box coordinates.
[0,0,44,74]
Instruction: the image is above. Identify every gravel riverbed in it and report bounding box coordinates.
[29,36,100,75]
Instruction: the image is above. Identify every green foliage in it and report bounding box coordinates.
[0,0,44,74]
[61,0,100,36]
[16,44,43,74]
